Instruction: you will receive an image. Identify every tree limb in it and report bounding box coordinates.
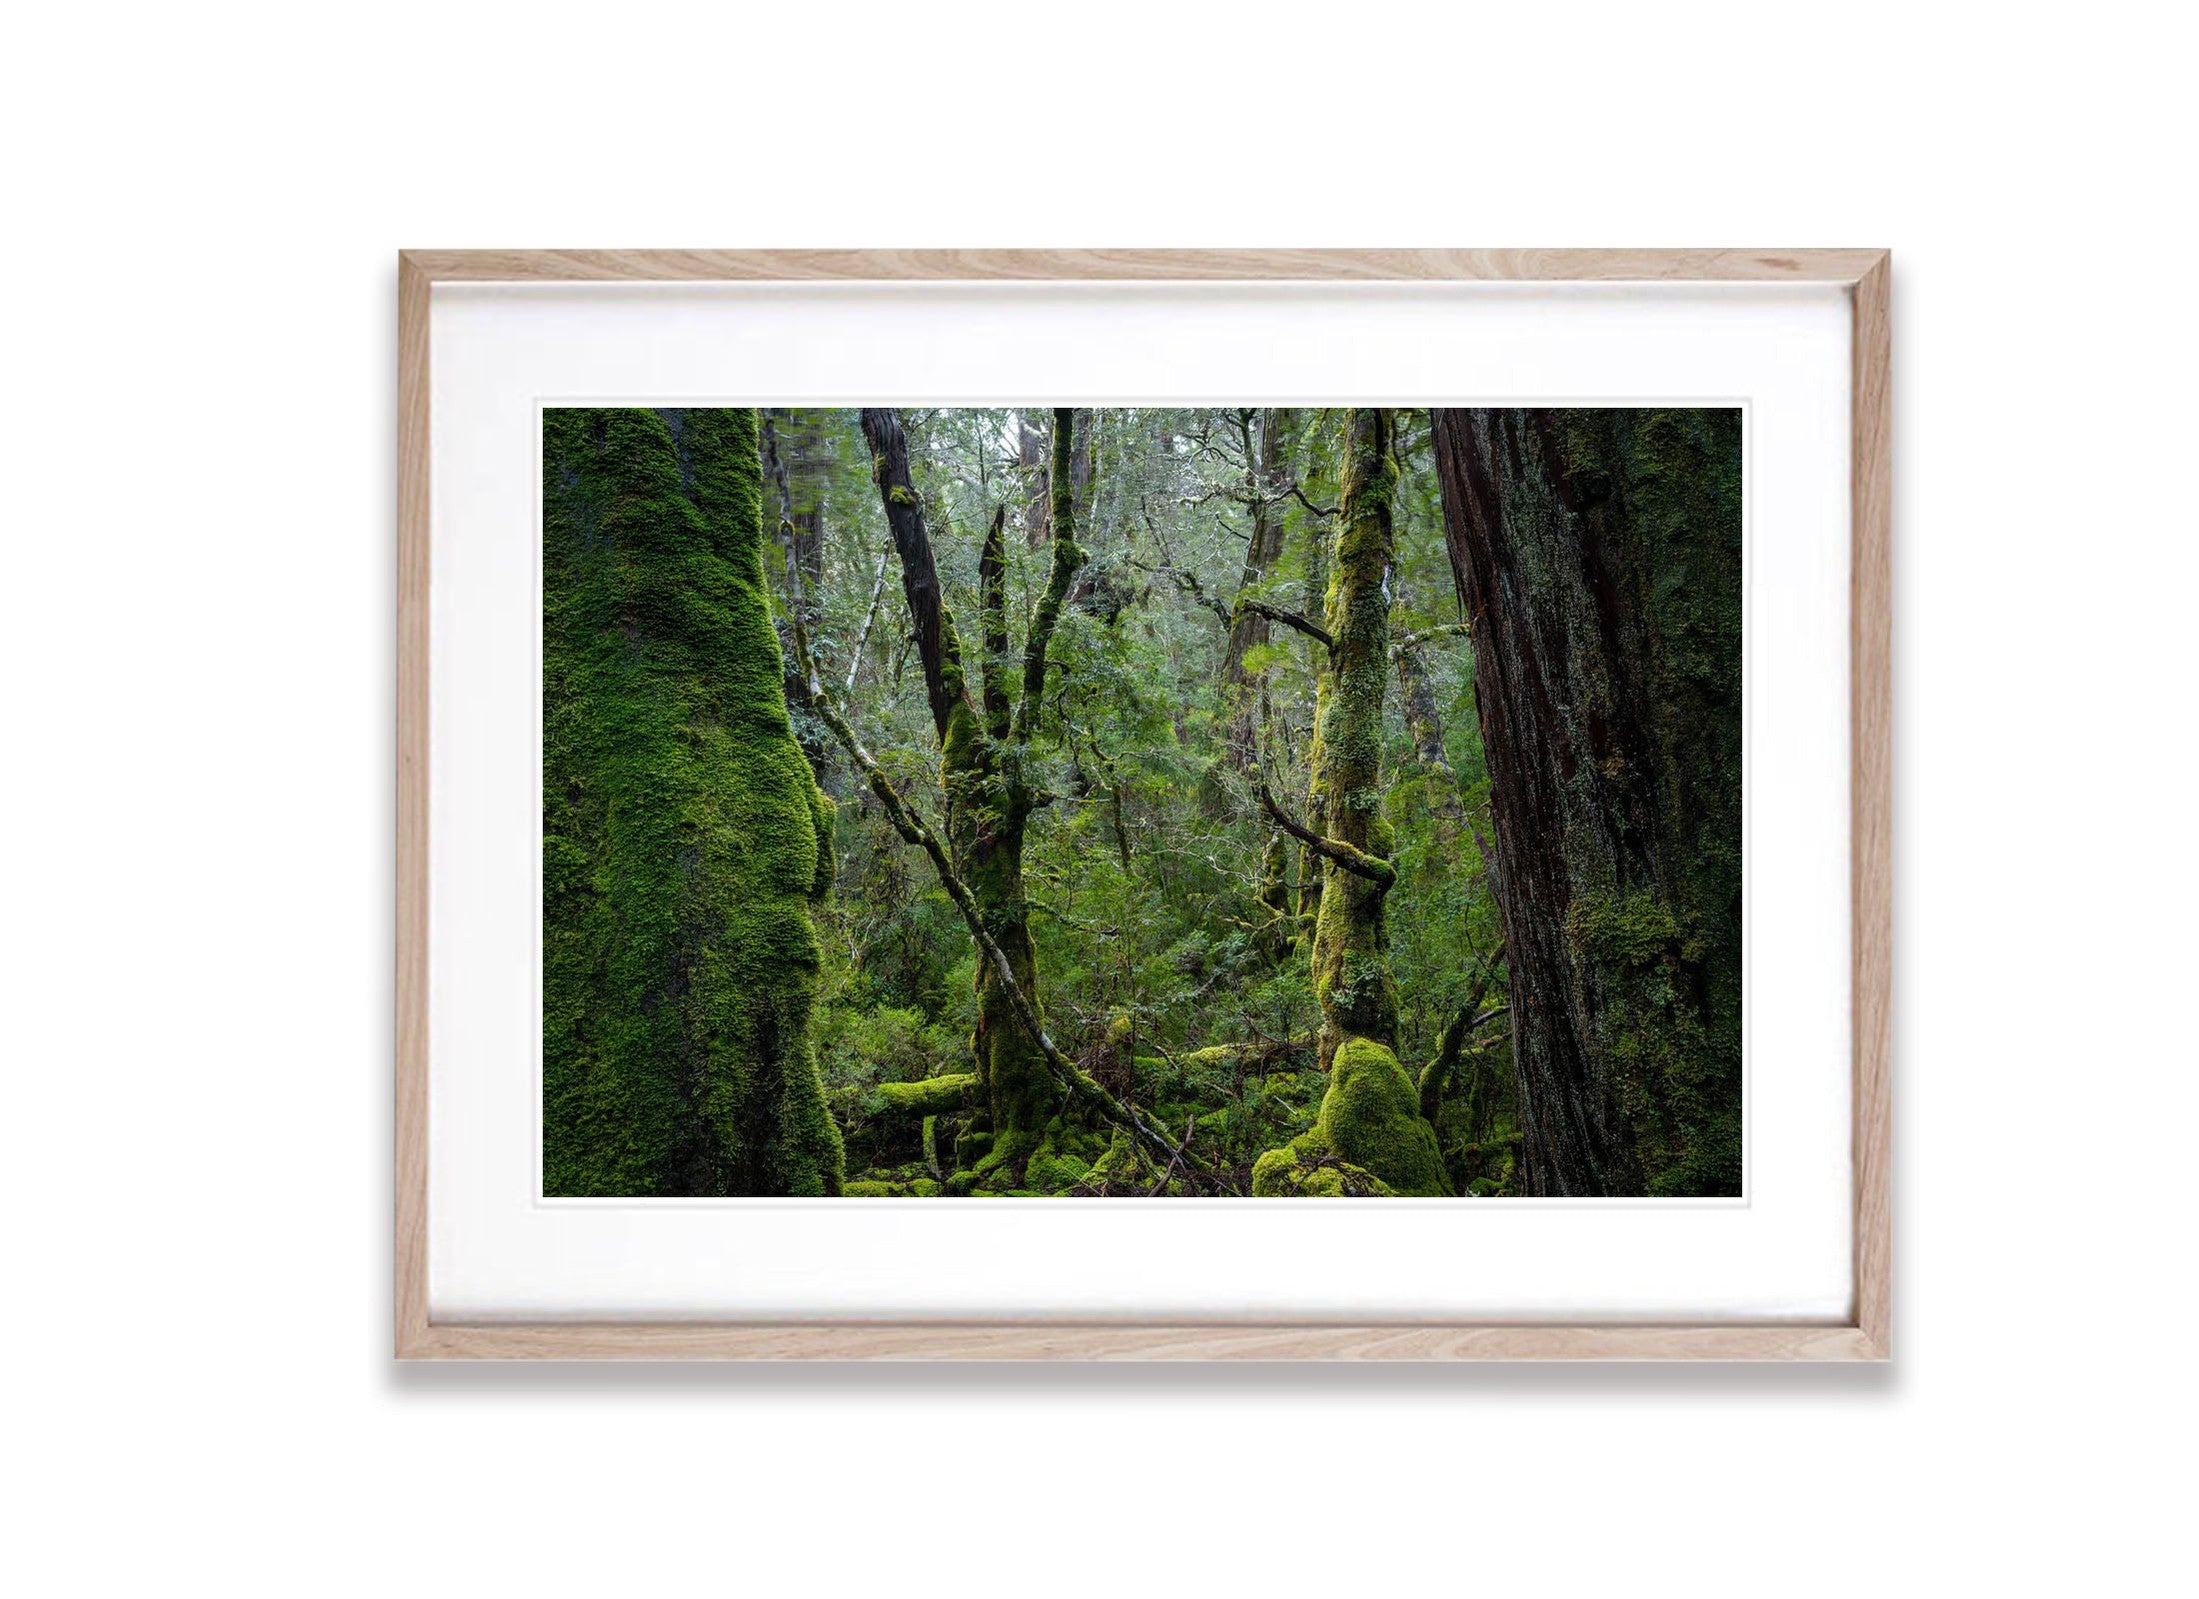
[858,407,972,745]
[1236,598,1332,651]
[1417,942,1508,1121]
[842,535,894,694]
[1287,482,1339,519]
[1254,778,1395,886]
[1012,408,1089,743]
[1388,621,1471,659]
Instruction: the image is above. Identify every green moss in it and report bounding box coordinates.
[1307,409,1401,1068]
[1251,1037,1448,1197]
[876,1071,979,1116]
[909,1178,944,1198]
[1567,889,1680,967]
[542,407,843,1197]
[842,1180,899,1197]
[1024,1150,1094,1191]
[1251,1137,1398,1197]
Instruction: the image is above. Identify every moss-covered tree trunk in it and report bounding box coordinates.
[1252,409,1447,1197]
[543,407,843,1197]
[858,407,1087,1174]
[1309,408,1402,1072]
[1430,408,1742,1197]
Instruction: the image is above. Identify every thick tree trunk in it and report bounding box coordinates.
[542,407,843,1197]
[1430,408,1743,1197]
[1309,408,1401,1071]
[1250,411,1446,1198]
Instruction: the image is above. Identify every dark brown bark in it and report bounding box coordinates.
[858,409,968,746]
[1430,408,1743,1197]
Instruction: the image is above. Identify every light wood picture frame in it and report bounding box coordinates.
[397,248,1890,1360]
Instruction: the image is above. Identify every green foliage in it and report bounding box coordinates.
[543,406,1737,1199]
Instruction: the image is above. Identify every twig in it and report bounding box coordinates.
[1144,1115,1200,1197]
[842,535,894,694]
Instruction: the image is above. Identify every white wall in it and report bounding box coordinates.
[6,3,2190,1594]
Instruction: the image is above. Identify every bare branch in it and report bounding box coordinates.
[841,536,894,695]
[1388,621,1471,659]
[1288,482,1340,519]
[1237,598,1333,652]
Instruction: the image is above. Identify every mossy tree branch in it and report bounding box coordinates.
[1235,597,1333,651]
[1254,777,1395,887]
[1416,941,1508,1122]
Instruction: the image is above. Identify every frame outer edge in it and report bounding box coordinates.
[396,253,433,1358]
[396,246,1884,284]
[394,248,1890,1360]
[1850,253,1893,1359]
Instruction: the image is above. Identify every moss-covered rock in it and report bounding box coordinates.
[1251,1037,1448,1197]
[1250,1138,1397,1197]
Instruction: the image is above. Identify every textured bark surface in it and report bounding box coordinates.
[542,407,843,1196]
[1431,408,1742,1197]
[1309,408,1400,1071]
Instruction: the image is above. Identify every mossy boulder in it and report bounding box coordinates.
[1250,1142,1397,1197]
[1251,1037,1449,1197]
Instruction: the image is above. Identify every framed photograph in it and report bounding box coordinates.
[397,249,1889,1359]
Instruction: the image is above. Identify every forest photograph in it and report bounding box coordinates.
[543,403,1742,1201]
